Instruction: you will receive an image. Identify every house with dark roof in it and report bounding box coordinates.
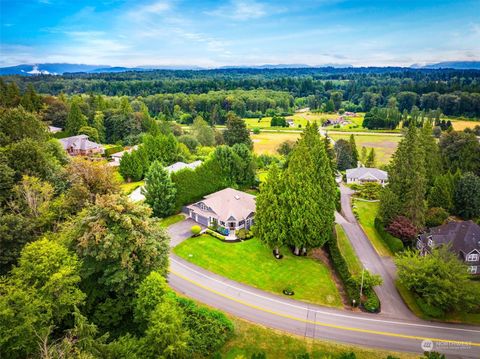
[59,135,104,156]
[416,220,480,275]
[185,188,256,235]
[346,167,388,186]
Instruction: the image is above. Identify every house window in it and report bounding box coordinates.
[238,220,245,226]
[220,221,225,226]
[467,253,479,262]
[427,238,434,247]
[467,266,477,274]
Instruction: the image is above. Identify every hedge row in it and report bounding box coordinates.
[326,229,360,304]
[104,145,124,157]
[374,217,404,253]
[206,229,226,240]
[327,228,380,312]
[171,159,228,210]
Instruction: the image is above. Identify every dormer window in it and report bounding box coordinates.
[467,253,479,262]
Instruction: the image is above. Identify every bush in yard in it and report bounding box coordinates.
[373,217,404,253]
[175,296,233,357]
[356,182,382,200]
[236,228,253,240]
[386,216,418,245]
[252,127,260,134]
[362,292,380,313]
[191,225,202,236]
[425,207,449,227]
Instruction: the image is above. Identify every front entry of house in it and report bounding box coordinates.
[228,221,236,230]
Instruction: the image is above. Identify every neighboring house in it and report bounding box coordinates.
[48,125,62,133]
[110,145,139,166]
[322,116,350,127]
[128,160,203,202]
[59,135,104,156]
[346,167,388,185]
[165,161,202,173]
[417,220,480,275]
[185,188,256,232]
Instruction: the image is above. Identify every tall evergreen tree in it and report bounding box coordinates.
[92,111,106,143]
[119,151,144,182]
[349,134,359,166]
[360,146,367,164]
[254,165,287,256]
[142,161,177,218]
[334,139,355,171]
[283,123,336,254]
[420,120,442,188]
[65,98,88,135]
[427,173,455,211]
[365,148,376,167]
[223,112,253,149]
[387,123,427,227]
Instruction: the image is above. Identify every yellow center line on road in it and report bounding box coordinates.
[170,270,480,348]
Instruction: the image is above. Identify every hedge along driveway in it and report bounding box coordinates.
[174,235,343,308]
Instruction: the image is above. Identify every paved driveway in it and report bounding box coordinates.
[167,218,205,247]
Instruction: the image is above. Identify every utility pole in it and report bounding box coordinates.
[359,268,365,299]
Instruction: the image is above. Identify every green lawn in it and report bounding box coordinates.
[353,200,392,257]
[119,180,144,195]
[336,224,362,275]
[174,235,343,307]
[159,214,185,228]
[221,316,417,359]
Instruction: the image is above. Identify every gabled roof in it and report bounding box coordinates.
[165,160,202,173]
[420,220,480,257]
[59,135,103,151]
[346,167,388,181]
[188,188,256,223]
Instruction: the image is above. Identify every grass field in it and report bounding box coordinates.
[119,180,144,194]
[353,200,392,257]
[220,316,417,359]
[336,224,362,275]
[252,131,401,165]
[330,133,401,165]
[245,111,368,132]
[159,213,185,227]
[174,235,343,307]
[450,118,480,131]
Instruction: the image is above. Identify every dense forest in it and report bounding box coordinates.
[2,67,480,118]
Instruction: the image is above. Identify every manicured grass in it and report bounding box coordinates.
[330,133,402,165]
[174,235,343,307]
[221,316,418,359]
[159,213,185,228]
[449,118,480,131]
[119,180,144,194]
[396,280,480,325]
[353,200,392,257]
[336,224,362,275]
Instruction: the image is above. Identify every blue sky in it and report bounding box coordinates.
[0,0,479,67]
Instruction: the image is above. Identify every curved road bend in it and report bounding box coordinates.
[169,255,480,358]
[336,184,414,319]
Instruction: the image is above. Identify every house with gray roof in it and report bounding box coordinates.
[165,161,202,173]
[346,167,388,186]
[417,220,480,275]
[185,188,256,233]
[59,135,104,156]
[129,160,203,202]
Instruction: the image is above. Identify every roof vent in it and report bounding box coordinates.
[234,195,240,200]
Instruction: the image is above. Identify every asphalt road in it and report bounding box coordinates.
[167,196,480,358]
[337,184,414,320]
[169,255,480,358]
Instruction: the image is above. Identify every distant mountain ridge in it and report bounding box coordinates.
[411,61,480,70]
[1,61,479,76]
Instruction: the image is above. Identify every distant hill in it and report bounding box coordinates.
[412,61,480,70]
[220,63,353,69]
[0,63,204,76]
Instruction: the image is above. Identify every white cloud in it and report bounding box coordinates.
[207,0,268,21]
